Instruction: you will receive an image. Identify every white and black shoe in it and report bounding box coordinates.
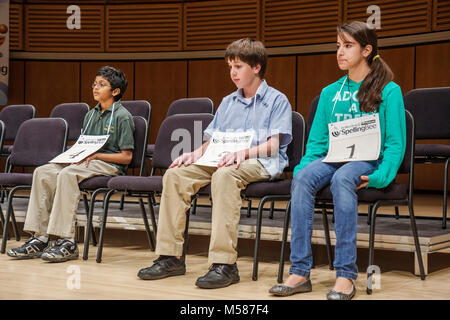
[7,237,51,259]
[41,239,79,263]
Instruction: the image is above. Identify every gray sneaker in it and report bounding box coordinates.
[7,237,51,259]
[41,239,79,263]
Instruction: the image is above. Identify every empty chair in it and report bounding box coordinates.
[146,98,213,160]
[50,103,90,142]
[121,100,151,125]
[403,87,450,229]
[0,118,68,253]
[0,104,36,159]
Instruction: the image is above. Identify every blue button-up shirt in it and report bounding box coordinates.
[204,80,292,179]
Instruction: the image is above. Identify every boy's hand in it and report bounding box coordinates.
[77,153,98,167]
[217,149,247,170]
[170,152,197,168]
[357,175,370,190]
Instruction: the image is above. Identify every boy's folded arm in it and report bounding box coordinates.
[90,149,133,165]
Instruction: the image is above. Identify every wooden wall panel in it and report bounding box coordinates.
[263,0,342,47]
[378,47,415,94]
[264,56,296,109]
[135,61,187,144]
[24,61,80,117]
[9,4,23,51]
[6,60,25,106]
[416,42,450,88]
[80,62,134,108]
[25,5,104,52]
[184,0,259,50]
[106,4,182,52]
[297,53,345,118]
[188,59,235,111]
[433,0,450,31]
[344,0,431,37]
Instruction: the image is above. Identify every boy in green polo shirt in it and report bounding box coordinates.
[7,66,134,263]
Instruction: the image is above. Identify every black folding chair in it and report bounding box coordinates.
[403,87,450,229]
[88,113,214,263]
[0,118,68,253]
[79,116,149,251]
[0,104,36,160]
[246,111,306,281]
[278,110,425,294]
[50,103,90,143]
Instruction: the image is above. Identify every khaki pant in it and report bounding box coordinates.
[23,160,119,238]
[155,159,270,264]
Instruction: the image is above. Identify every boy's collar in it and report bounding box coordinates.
[94,101,120,112]
[236,79,268,102]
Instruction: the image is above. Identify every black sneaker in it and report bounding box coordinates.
[7,237,51,259]
[41,239,79,263]
[195,263,240,289]
[138,256,186,280]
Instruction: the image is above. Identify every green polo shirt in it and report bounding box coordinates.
[82,101,134,174]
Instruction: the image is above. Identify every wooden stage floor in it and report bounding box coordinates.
[0,192,449,300]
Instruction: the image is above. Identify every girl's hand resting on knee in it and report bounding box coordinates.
[357,175,370,190]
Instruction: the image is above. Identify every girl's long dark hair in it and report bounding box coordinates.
[337,21,393,113]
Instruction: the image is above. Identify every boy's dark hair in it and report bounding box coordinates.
[96,66,128,101]
[225,38,268,78]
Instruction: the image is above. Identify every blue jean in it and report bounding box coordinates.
[289,157,378,280]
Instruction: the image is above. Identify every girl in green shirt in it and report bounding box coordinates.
[269,21,406,300]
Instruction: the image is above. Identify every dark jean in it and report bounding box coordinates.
[289,157,378,280]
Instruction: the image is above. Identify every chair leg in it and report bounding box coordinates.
[252,197,268,281]
[269,201,275,220]
[367,202,379,295]
[180,211,190,264]
[321,207,334,270]
[138,197,155,251]
[408,203,426,280]
[83,189,107,260]
[119,194,125,211]
[0,204,10,240]
[278,201,291,284]
[442,158,449,229]
[147,194,158,238]
[1,186,25,253]
[246,199,252,218]
[367,204,373,225]
[190,196,198,215]
[82,194,97,246]
[96,189,116,263]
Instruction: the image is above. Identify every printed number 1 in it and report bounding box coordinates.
[347,144,355,158]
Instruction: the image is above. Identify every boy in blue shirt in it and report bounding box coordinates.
[138,38,292,289]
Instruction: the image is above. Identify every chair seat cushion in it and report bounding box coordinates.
[317,183,407,202]
[245,179,291,198]
[107,175,163,192]
[79,176,113,190]
[0,173,33,186]
[415,144,450,158]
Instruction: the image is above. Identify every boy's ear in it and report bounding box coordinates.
[253,64,261,75]
[111,87,120,97]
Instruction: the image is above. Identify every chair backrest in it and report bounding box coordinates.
[129,116,149,176]
[306,95,320,142]
[166,98,214,117]
[152,113,214,170]
[398,110,415,175]
[50,103,90,141]
[0,104,36,141]
[9,118,68,167]
[0,120,6,156]
[403,87,450,139]
[121,100,152,125]
[286,111,305,172]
